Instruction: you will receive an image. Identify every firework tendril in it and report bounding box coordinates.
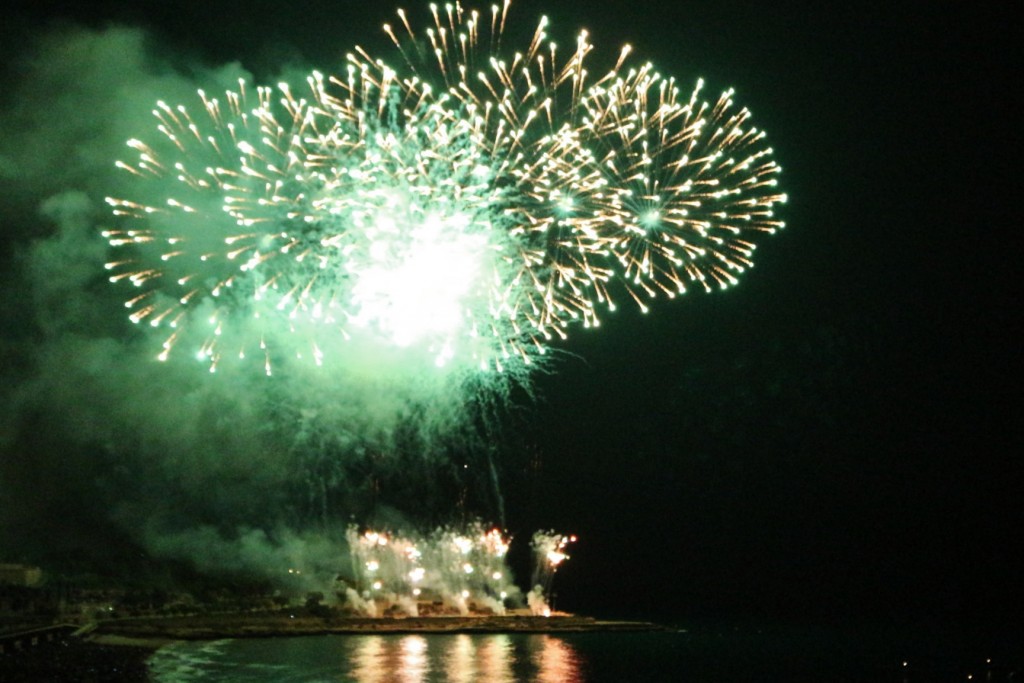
[105,1,787,377]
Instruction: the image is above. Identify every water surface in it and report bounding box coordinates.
[149,626,1022,682]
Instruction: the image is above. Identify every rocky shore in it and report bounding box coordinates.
[95,611,664,640]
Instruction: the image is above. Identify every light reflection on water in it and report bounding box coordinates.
[533,635,582,683]
[443,634,488,683]
[398,635,427,683]
[150,632,584,682]
[348,633,579,683]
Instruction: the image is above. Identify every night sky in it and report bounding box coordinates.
[1,0,1019,632]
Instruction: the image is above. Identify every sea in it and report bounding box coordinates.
[147,621,1024,682]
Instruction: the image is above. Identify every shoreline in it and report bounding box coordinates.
[93,612,666,642]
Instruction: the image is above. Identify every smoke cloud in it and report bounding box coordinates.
[0,24,510,585]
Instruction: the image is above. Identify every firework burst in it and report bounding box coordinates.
[104,1,786,378]
[344,523,519,616]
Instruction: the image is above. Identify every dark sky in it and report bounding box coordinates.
[1,0,1019,628]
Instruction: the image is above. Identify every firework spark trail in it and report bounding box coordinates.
[344,523,520,616]
[528,530,575,616]
[104,1,787,381]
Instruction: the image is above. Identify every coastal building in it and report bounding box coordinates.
[0,563,42,587]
